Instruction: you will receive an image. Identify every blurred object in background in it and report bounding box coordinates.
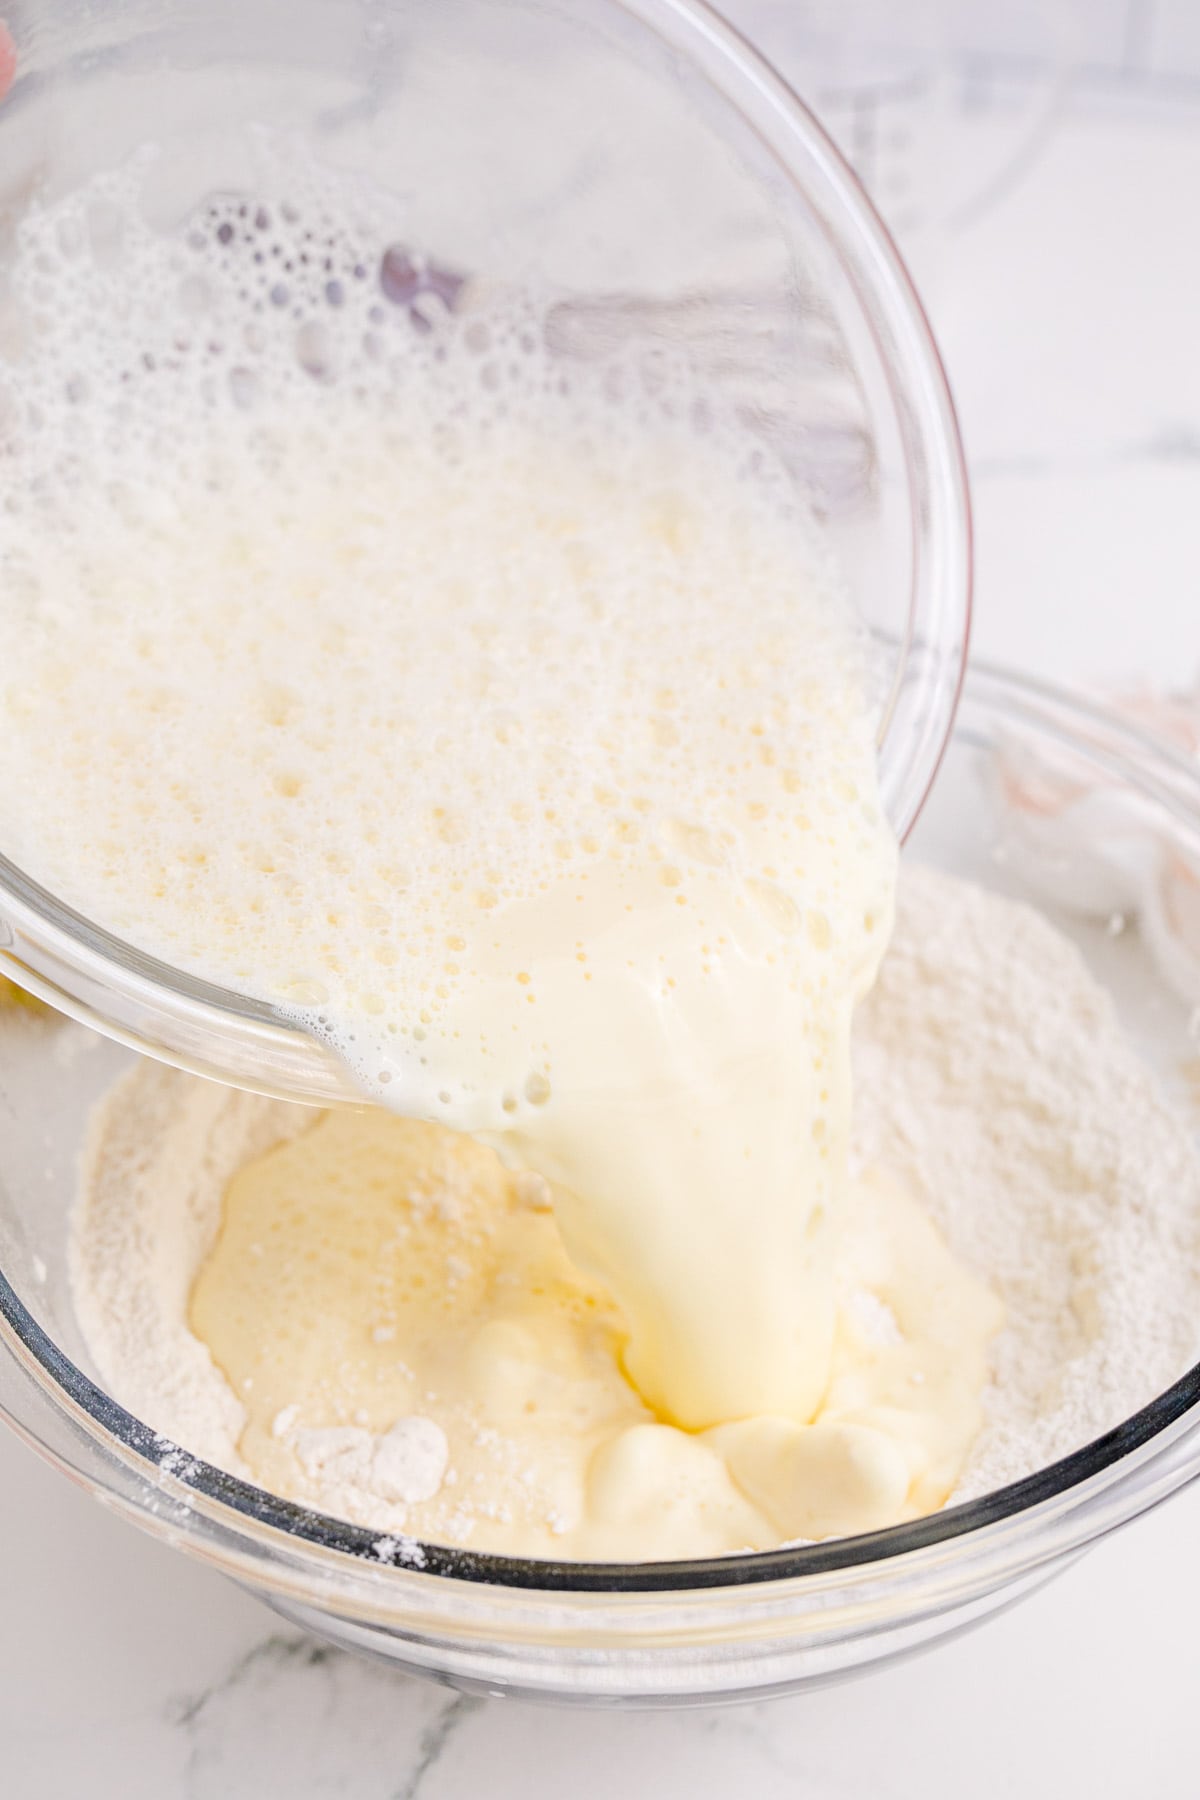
[723,0,1200,294]
[723,0,1083,286]
[725,0,1200,695]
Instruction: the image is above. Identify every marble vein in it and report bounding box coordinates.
[391,1694,483,1800]
[172,1632,333,1734]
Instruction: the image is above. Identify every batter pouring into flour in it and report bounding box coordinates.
[2,146,1010,1554]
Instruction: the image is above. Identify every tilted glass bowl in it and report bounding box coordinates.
[0,0,969,1099]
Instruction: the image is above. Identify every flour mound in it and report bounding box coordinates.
[854,866,1200,1500]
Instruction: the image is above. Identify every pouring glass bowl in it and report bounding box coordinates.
[0,0,969,1100]
[1,663,1199,1703]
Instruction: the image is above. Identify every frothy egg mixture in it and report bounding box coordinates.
[2,151,1000,1555]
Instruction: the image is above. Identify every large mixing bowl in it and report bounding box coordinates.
[0,0,969,1100]
[1,663,1198,1706]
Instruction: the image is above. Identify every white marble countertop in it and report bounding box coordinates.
[7,4,1200,1794]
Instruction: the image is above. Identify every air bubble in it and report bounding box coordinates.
[380,245,421,306]
[295,320,334,383]
[228,366,259,409]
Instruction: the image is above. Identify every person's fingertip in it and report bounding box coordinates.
[0,20,16,104]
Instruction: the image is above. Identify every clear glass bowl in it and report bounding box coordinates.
[0,0,969,1101]
[2,663,1198,1707]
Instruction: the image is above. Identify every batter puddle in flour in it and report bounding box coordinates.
[69,867,1200,1556]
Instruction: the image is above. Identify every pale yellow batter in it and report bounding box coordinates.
[188,1106,1000,1558]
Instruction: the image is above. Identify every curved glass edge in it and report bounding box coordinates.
[0,860,358,1105]
[642,0,973,844]
[3,1250,1200,1598]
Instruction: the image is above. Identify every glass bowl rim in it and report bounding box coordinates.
[4,657,1200,1596]
[3,1264,1200,1593]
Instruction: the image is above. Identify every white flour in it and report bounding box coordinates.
[854,867,1200,1500]
[69,1076,304,1482]
[69,864,1200,1534]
